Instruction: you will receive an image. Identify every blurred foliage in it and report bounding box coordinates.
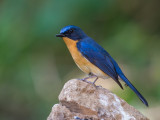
[0,0,160,119]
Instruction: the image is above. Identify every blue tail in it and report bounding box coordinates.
[119,74,148,107]
[110,57,149,106]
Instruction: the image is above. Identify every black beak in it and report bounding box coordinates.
[56,34,65,37]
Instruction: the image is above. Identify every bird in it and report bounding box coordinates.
[56,25,148,107]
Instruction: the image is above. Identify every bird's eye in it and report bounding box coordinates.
[68,29,73,34]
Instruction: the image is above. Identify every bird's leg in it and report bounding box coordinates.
[79,73,99,85]
[92,76,98,85]
[88,73,99,85]
[79,75,96,82]
[91,76,102,88]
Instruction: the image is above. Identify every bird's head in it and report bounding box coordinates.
[56,25,87,40]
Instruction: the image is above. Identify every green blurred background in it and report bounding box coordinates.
[0,0,160,119]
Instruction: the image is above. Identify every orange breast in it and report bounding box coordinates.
[62,37,108,77]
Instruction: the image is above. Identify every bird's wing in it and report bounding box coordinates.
[77,38,123,89]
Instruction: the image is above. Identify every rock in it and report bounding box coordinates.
[47,79,149,120]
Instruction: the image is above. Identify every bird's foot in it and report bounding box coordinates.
[92,77,102,88]
[79,75,99,87]
[78,76,93,84]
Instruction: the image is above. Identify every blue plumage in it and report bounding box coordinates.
[77,38,123,89]
[77,37,148,106]
[56,25,148,107]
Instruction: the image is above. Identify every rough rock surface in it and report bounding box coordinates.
[47,79,149,120]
